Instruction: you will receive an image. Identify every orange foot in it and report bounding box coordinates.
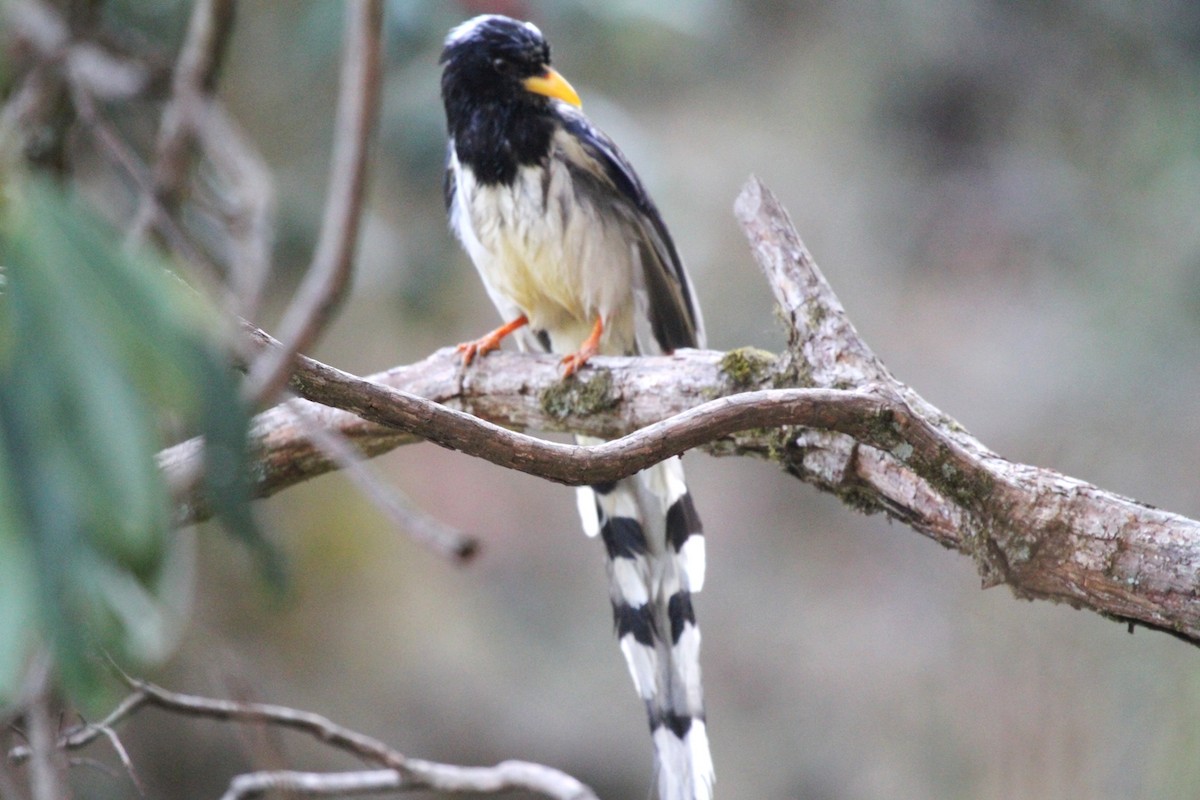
[456,315,528,366]
[559,316,604,377]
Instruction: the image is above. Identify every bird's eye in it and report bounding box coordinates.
[491,57,515,75]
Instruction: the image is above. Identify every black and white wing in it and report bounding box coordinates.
[556,108,706,355]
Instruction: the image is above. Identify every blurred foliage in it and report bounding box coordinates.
[0,175,274,707]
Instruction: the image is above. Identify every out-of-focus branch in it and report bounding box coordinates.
[197,102,276,320]
[8,678,598,800]
[280,398,479,560]
[70,86,219,280]
[218,763,596,800]
[129,0,236,243]
[5,0,236,295]
[219,770,403,799]
[9,0,275,319]
[131,0,276,320]
[123,0,277,321]
[20,654,63,800]
[162,178,1200,648]
[245,0,384,404]
[1,0,150,173]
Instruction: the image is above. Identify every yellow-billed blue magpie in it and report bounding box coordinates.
[440,15,712,800]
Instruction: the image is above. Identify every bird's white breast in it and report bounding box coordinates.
[449,141,638,354]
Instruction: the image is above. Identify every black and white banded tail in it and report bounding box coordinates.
[576,450,713,800]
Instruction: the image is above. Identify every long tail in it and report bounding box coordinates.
[576,452,714,800]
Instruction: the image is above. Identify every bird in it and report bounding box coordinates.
[440,15,713,800]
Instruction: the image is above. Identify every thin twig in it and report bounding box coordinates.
[135,678,597,799]
[92,723,145,796]
[129,0,237,243]
[126,679,598,797]
[2,0,146,174]
[8,691,150,765]
[12,0,272,321]
[64,0,274,321]
[195,102,277,322]
[245,0,384,404]
[69,83,229,291]
[282,400,479,560]
[8,675,598,799]
[394,759,598,799]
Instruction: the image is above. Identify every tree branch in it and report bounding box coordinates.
[219,770,403,799]
[732,177,1200,638]
[278,397,478,560]
[8,678,597,800]
[23,655,63,800]
[245,0,384,403]
[165,177,1200,647]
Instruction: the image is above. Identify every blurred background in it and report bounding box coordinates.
[14,1,1200,798]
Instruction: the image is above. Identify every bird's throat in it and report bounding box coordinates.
[452,102,556,186]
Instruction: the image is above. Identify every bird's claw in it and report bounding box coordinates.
[559,345,596,377]
[455,334,500,366]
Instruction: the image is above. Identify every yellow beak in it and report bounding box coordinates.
[523,67,582,108]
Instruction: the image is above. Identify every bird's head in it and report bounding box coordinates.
[440,15,582,115]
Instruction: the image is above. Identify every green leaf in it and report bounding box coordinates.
[0,176,280,705]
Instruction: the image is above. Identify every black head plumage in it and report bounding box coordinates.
[440,14,551,79]
[440,15,565,185]
[441,20,555,133]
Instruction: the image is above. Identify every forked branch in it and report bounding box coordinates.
[6,677,597,800]
[161,178,1200,644]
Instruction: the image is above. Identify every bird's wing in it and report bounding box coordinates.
[557,109,706,353]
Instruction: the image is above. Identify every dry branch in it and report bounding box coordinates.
[7,678,597,800]
[164,178,1200,646]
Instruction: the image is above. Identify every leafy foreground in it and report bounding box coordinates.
[0,177,275,706]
